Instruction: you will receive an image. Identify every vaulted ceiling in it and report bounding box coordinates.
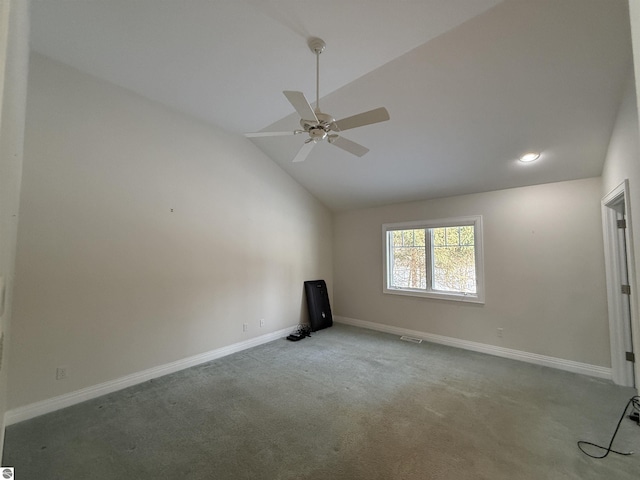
[30,0,634,211]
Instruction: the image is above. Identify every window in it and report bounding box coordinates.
[383,216,484,303]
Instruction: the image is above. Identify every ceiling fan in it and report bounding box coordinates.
[245,38,390,163]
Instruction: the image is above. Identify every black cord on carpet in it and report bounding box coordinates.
[578,395,640,459]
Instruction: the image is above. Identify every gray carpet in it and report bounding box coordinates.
[3,324,640,479]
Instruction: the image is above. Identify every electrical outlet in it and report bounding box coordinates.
[56,366,68,380]
[497,328,504,338]
[260,318,265,328]
[243,323,248,332]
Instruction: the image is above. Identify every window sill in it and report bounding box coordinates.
[383,287,485,304]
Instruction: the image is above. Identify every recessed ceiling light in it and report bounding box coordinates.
[519,152,540,163]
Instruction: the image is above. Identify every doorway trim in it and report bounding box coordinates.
[602,179,637,387]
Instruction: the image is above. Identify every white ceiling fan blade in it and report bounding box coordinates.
[328,135,369,157]
[283,91,318,122]
[292,140,316,163]
[244,131,297,138]
[333,107,390,132]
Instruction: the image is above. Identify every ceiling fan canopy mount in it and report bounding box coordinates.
[308,37,326,55]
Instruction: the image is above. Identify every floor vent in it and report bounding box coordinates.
[400,335,423,344]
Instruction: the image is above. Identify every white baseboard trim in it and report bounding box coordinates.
[6,319,612,425]
[335,316,612,380]
[5,326,296,426]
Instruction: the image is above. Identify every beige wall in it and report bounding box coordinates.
[0,0,29,451]
[8,54,332,409]
[334,177,610,367]
[6,0,640,419]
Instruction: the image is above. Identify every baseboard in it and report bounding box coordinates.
[6,319,612,425]
[4,326,296,426]
[335,316,612,380]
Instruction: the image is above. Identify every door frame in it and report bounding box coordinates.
[602,179,637,387]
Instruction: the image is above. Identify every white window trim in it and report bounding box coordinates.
[382,215,485,304]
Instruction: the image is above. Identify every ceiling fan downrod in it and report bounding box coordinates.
[308,37,326,114]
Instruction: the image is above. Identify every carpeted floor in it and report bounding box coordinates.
[3,324,640,479]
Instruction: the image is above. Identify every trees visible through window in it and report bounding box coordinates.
[432,226,476,293]
[390,229,426,289]
[383,216,484,303]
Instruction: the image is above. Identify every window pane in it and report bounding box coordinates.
[460,226,474,245]
[445,227,459,245]
[433,228,445,247]
[384,217,483,302]
[392,230,403,247]
[402,230,414,246]
[390,229,426,289]
[432,227,476,293]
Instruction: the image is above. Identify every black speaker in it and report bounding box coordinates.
[304,280,333,332]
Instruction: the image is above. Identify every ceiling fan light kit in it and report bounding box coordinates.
[245,37,390,163]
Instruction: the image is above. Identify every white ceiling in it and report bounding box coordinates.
[30,0,634,211]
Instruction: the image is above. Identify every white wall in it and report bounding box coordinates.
[334,178,610,367]
[0,0,29,452]
[628,0,640,392]
[8,54,332,409]
[601,69,640,389]
[632,0,640,139]
[602,75,640,194]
